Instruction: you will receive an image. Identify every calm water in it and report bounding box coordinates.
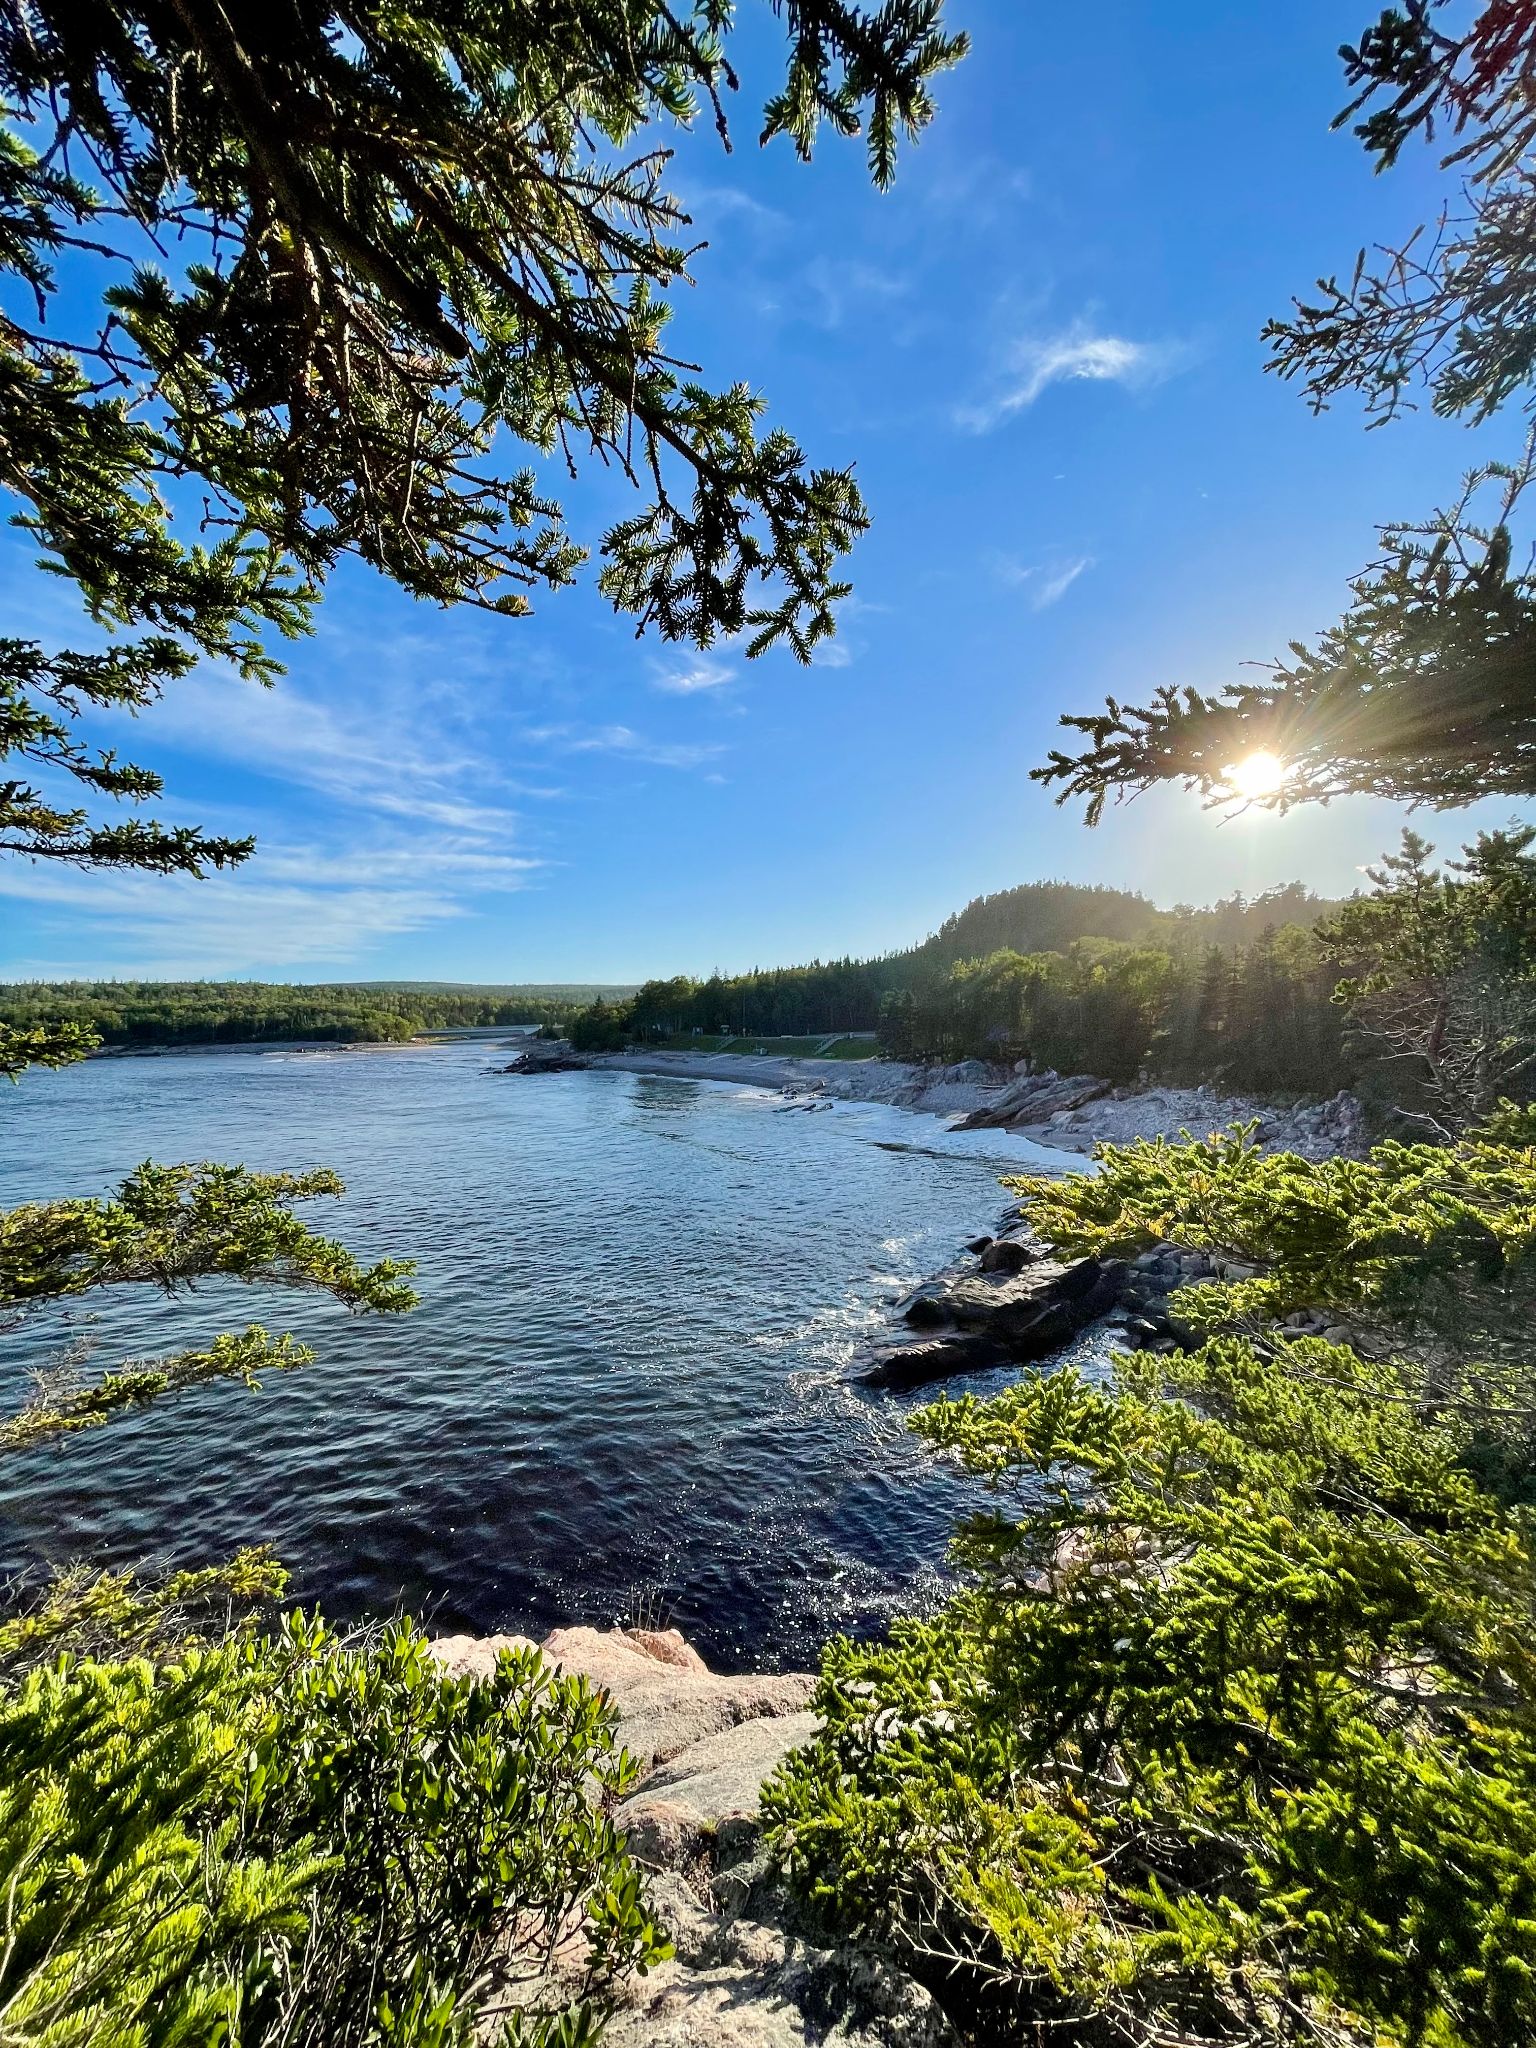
[0,1043,1087,1669]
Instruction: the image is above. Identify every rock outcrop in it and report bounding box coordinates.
[615,1709,820,1873]
[429,1623,952,2047]
[542,1624,814,1770]
[949,1069,1366,1160]
[603,1863,955,2047]
[857,1208,1257,1389]
[862,1217,1130,1388]
[428,1629,540,1679]
[496,1044,590,1074]
[431,1623,814,1774]
[951,1071,1110,1131]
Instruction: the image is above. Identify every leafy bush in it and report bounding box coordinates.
[764,1126,1536,2047]
[0,1612,669,2045]
[0,1547,290,1680]
[1008,1121,1536,1367]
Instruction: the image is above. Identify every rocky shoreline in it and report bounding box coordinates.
[499,1040,1365,1397]
[462,1059,1373,2040]
[504,1043,1366,1162]
[429,1623,949,2045]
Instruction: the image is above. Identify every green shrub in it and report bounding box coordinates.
[765,1127,1536,2047]
[0,1613,669,2045]
[0,1547,291,1680]
[1009,1120,1536,1367]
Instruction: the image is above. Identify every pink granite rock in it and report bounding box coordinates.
[426,1631,539,1681]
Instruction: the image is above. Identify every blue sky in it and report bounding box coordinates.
[5,0,1529,984]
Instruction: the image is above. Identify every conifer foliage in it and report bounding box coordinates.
[0,0,964,924]
[0,1161,417,1447]
[765,1119,1536,2047]
[1036,2,1536,816]
[1320,824,1536,1134]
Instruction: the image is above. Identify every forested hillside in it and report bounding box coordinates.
[0,982,634,1049]
[569,876,1356,1097]
[905,879,1338,968]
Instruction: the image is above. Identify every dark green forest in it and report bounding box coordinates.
[0,880,1341,1081]
[568,877,1356,1096]
[0,981,633,1048]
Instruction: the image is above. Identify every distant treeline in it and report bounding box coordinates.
[0,981,635,1048]
[10,878,1362,1092]
[568,879,1359,1096]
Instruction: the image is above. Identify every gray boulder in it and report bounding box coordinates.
[978,1235,1032,1273]
[864,1256,1129,1389]
[952,1072,1109,1132]
[862,1330,1018,1389]
[617,1709,820,1871]
[900,1290,951,1330]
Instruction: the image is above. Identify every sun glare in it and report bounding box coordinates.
[1227,749,1287,801]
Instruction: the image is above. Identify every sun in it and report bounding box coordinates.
[1227,749,1287,801]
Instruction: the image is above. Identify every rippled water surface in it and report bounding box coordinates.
[1,1043,1086,1668]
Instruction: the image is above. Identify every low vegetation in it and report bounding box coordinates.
[0,1563,668,2046]
[765,1115,1536,2046]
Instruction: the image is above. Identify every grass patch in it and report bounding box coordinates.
[816,1036,882,1060]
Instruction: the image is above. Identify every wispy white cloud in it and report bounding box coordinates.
[524,724,725,770]
[797,257,911,331]
[650,656,735,696]
[5,642,551,973]
[959,321,1188,431]
[916,155,1033,224]
[811,640,855,669]
[0,830,542,979]
[119,669,519,834]
[254,842,543,888]
[991,553,1095,609]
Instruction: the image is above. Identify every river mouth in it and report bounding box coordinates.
[1,1046,1093,1670]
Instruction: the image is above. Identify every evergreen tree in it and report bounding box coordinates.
[0,0,964,1080]
[1321,824,1536,1133]
[1194,942,1231,1066]
[767,1123,1536,2047]
[1035,2,1536,818]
